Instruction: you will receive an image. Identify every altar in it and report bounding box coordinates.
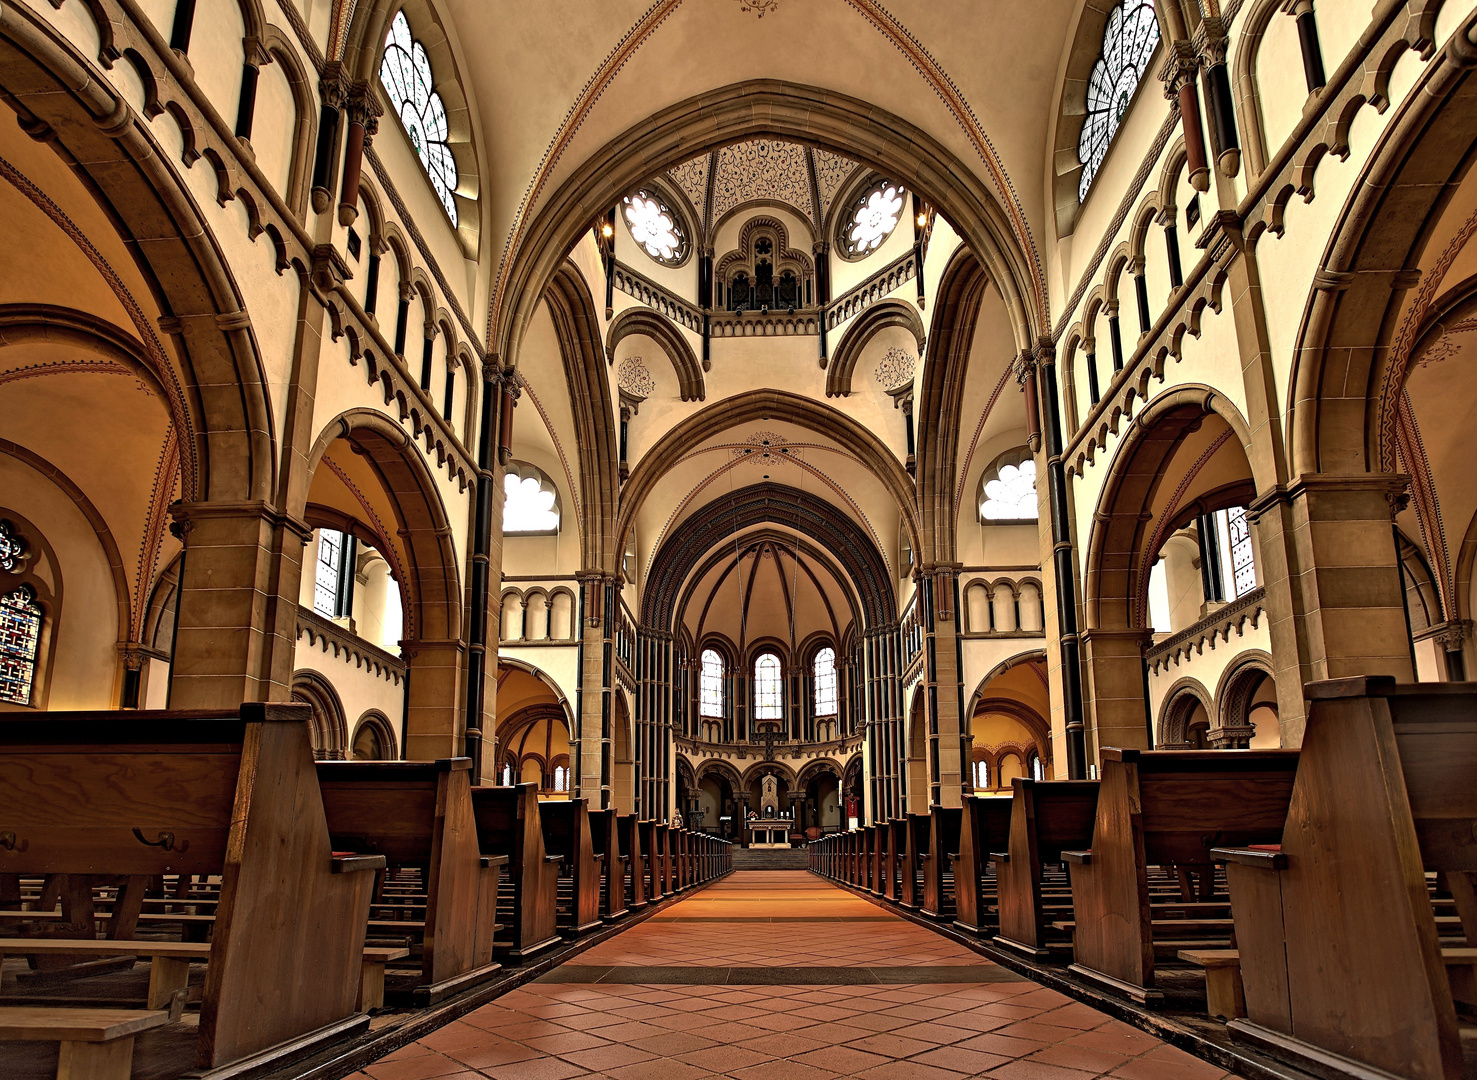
[746,774,794,849]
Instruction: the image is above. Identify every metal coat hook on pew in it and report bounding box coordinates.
[132,828,188,853]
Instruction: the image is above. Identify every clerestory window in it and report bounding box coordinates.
[381,11,459,224]
[1077,0,1161,203]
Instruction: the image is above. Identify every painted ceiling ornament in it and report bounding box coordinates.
[617,356,655,399]
[0,520,28,574]
[622,189,688,264]
[843,181,906,256]
[733,0,783,16]
[732,431,801,465]
[1415,319,1477,369]
[873,346,917,391]
[711,141,814,224]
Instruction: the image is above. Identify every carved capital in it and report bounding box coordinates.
[319,62,352,110]
[1013,348,1036,387]
[1193,15,1231,67]
[347,81,384,138]
[1158,39,1201,96]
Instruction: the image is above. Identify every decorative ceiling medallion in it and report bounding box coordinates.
[618,356,655,399]
[711,141,814,225]
[874,346,916,391]
[731,431,802,464]
[733,0,783,16]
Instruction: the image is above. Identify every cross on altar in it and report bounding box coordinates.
[755,723,782,761]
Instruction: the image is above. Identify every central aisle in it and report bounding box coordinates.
[361,872,1230,1080]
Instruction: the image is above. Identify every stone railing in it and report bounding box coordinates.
[296,606,406,686]
[676,733,863,764]
[611,263,703,332]
[825,250,918,331]
[709,310,822,337]
[1145,586,1266,677]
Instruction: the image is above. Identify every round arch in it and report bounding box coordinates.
[292,669,349,760]
[1157,677,1214,750]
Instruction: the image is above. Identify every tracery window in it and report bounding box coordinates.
[700,649,724,718]
[380,11,459,225]
[813,647,837,717]
[1077,0,1161,203]
[841,180,906,257]
[979,453,1039,521]
[754,653,782,720]
[622,189,688,265]
[0,520,25,572]
[552,765,569,793]
[0,584,42,706]
[503,463,560,534]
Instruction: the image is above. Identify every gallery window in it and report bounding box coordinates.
[813,647,837,717]
[754,653,782,720]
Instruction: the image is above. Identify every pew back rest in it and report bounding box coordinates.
[933,807,963,858]
[0,709,251,877]
[1016,779,1099,860]
[316,761,464,866]
[469,783,544,881]
[1383,686,1477,872]
[1103,749,1299,865]
[972,798,1014,854]
[538,800,581,859]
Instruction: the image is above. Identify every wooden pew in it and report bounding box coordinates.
[921,807,963,921]
[953,796,1013,936]
[992,778,1099,959]
[619,815,647,910]
[1213,677,1477,1080]
[638,821,664,902]
[0,704,382,1071]
[899,815,928,909]
[1063,748,1298,1003]
[469,784,561,962]
[537,800,603,936]
[317,759,503,1003]
[0,1005,177,1080]
[588,809,628,922]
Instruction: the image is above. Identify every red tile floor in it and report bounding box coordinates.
[353,872,1232,1080]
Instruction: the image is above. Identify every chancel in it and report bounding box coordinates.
[0,1,1475,1079]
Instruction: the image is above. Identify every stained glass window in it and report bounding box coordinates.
[0,520,26,572]
[622,190,688,264]
[380,12,459,225]
[842,180,906,256]
[1077,0,1161,203]
[0,584,41,706]
[754,653,782,720]
[813,647,837,717]
[314,529,344,617]
[700,649,724,718]
[980,458,1039,521]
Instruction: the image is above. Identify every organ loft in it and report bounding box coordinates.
[0,1,1474,1078]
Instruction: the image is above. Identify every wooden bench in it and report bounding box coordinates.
[638,821,665,902]
[0,704,382,1071]
[1061,748,1299,1003]
[587,809,629,922]
[899,815,929,909]
[921,808,963,921]
[991,778,1099,960]
[537,800,603,936]
[0,1006,177,1080]
[1178,949,1245,1020]
[470,784,560,962]
[618,815,648,910]
[317,759,504,1004]
[953,797,1013,936]
[1212,677,1477,1080]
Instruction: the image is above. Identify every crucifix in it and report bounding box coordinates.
[754,721,782,761]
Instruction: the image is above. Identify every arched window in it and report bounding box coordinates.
[380,11,459,225]
[754,653,782,720]
[313,528,355,617]
[503,462,560,534]
[1077,0,1161,203]
[700,649,724,718]
[0,584,42,706]
[979,449,1039,521]
[973,759,990,790]
[553,765,569,792]
[813,647,837,717]
[500,762,514,787]
[1028,750,1045,781]
[840,179,906,257]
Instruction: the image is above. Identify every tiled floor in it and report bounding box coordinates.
[353,872,1233,1080]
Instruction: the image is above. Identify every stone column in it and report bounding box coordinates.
[1080,627,1153,762]
[918,564,964,807]
[576,571,613,808]
[1250,473,1414,745]
[402,637,465,760]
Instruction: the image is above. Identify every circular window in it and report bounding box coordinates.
[979,449,1039,522]
[839,179,907,258]
[622,189,690,265]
